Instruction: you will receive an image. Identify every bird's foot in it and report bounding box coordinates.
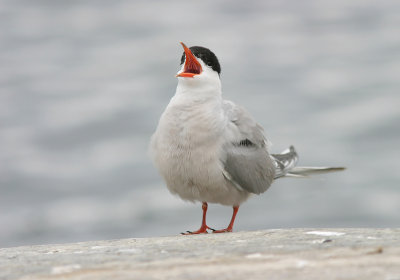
[211,228,232,233]
[181,226,215,235]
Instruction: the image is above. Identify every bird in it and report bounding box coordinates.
[150,42,345,234]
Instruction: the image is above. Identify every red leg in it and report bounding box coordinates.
[181,202,213,235]
[212,206,239,233]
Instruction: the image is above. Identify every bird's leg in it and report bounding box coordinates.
[212,206,239,233]
[181,202,213,235]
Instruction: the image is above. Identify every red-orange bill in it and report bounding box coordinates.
[177,42,202,78]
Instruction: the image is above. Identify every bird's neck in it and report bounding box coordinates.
[175,78,222,103]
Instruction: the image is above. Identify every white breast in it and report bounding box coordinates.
[150,93,250,206]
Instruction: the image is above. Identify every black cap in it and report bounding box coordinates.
[180,46,221,75]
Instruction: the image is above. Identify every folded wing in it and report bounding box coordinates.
[221,101,275,194]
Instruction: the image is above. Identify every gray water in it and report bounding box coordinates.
[1,0,399,247]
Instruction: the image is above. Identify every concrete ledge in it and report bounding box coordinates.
[1,228,399,280]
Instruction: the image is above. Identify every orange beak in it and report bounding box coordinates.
[176,42,202,78]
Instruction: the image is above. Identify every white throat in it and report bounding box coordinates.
[175,59,222,100]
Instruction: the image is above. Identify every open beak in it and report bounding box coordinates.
[176,42,202,78]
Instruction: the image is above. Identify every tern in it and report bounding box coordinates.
[150,42,344,234]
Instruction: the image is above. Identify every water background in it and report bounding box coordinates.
[1,0,399,247]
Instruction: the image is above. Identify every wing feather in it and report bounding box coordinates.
[271,146,299,179]
[221,101,275,194]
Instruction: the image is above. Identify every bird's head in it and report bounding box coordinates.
[176,42,221,87]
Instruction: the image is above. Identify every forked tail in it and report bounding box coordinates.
[271,146,345,179]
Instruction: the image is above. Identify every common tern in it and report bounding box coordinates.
[150,42,344,234]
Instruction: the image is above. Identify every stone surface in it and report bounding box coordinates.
[1,228,399,280]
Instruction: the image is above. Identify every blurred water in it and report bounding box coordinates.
[1,0,399,247]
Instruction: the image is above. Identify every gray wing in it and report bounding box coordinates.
[221,100,276,195]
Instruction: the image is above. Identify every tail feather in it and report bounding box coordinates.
[284,173,308,178]
[272,146,345,179]
[288,166,346,177]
